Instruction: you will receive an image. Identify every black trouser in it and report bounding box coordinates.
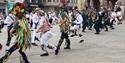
[110,19,115,25]
[0,22,4,31]
[0,43,29,63]
[0,43,2,50]
[87,19,93,30]
[94,21,102,33]
[82,21,88,32]
[104,20,114,30]
[49,18,53,24]
[109,19,115,29]
[57,32,70,49]
[6,25,13,46]
[103,21,109,31]
[30,20,33,28]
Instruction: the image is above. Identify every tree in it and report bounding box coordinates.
[87,0,91,8]
[107,0,118,7]
[92,0,100,11]
[91,0,118,11]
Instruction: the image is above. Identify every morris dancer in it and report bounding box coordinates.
[70,7,84,43]
[4,10,16,50]
[36,10,56,56]
[0,2,31,63]
[116,7,123,24]
[55,7,71,55]
[31,8,41,46]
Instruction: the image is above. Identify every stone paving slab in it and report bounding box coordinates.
[0,21,125,63]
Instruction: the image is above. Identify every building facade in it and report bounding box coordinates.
[41,0,77,11]
[0,0,6,13]
[24,0,43,10]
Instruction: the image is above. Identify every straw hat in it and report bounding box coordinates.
[34,8,41,13]
[37,10,45,15]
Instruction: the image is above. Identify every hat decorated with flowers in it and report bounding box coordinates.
[11,2,28,19]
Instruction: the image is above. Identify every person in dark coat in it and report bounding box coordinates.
[81,10,88,32]
[94,11,103,34]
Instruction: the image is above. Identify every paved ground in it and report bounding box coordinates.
[0,21,125,63]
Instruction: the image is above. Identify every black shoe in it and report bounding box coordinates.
[55,47,59,55]
[40,53,49,56]
[111,27,115,30]
[5,49,9,52]
[95,32,100,34]
[25,61,30,63]
[20,58,30,63]
[0,58,3,63]
[0,55,9,63]
[105,30,108,31]
[64,47,71,49]
[89,28,92,30]
[32,43,38,46]
[79,34,83,37]
[70,34,78,37]
[47,45,53,49]
[35,37,40,41]
[6,42,10,47]
[0,43,2,50]
[82,30,86,32]
[70,34,75,37]
[79,40,84,43]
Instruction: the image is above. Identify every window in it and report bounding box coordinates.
[25,0,30,3]
[38,0,42,3]
[30,0,41,3]
[71,0,73,3]
[53,0,55,2]
[69,0,71,3]
[74,0,77,3]
[31,0,39,3]
[48,0,51,2]
[56,0,58,2]
[42,0,46,2]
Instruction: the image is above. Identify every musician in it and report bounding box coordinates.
[4,10,16,50]
[55,8,71,55]
[81,9,89,32]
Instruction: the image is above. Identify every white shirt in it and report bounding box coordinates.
[117,11,122,17]
[74,13,83,25]
[39,16,45,26]
[69,12,73,22]
[32,13,39,23]
[111,12,117,18]
[4,13,16,26]
[29,13,33,23]
[48,12,53,19]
